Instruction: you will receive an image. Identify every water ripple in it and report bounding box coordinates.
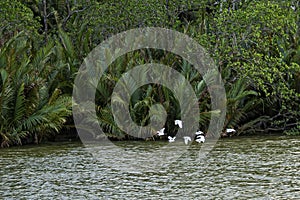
[0,136,299,199]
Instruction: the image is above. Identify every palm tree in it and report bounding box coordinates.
[223,77,263,136]
[0,32,72,147]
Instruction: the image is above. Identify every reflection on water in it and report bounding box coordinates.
[0,135,299,199]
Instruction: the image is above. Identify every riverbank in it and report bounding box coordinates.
[1,1,299,147]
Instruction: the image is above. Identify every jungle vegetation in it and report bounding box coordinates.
[0,0,299,147]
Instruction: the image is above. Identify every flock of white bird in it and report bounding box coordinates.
[156,120,236,145]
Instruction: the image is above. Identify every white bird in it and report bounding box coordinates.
[174,120,183,128]
[183,136,191,145]
[195,135,205,143]
[195,130,204,135]
[157,128,165,136]
[226,128,236,133]
[168,136,176,142]
[291,5,296,11]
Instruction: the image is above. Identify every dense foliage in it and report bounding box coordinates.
[0,0,299,146]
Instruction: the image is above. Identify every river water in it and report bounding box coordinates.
[0,135,299,199]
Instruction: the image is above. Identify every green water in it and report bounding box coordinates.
[0,135,299,199]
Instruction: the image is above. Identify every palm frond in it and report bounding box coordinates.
[12,83,25,125]
[31,40,54,76]
[59,29,75,59]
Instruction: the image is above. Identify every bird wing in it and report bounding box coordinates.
[175,120,182,125]
[226,128,236,133]
[179,122,182,128]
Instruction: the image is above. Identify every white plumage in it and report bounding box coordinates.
[195,130,204,135]
[183,136,191,145]
[195,135,205,143]
[291,5,296,11]
[226,128,236,133]
[157,128,165,136]
[168,136,176,142]
[174,120,183,128]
